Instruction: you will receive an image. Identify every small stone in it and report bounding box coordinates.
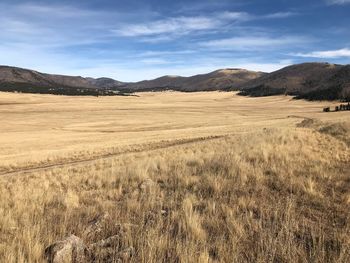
[44,235,90,263]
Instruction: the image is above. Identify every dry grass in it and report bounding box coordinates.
[0,91,348,173]
[0,92,349,262]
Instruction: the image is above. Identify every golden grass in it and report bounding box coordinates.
[0,91,349,262]
[0,91,348,173]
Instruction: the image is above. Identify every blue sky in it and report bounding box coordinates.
[0,0,349,81]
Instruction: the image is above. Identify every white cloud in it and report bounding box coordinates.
[263,12,297,19]
[139,58,173,65]
[200,36,309,50]
[292,48,350,58]
[0,2,117,50]
[0,19,42,35]
[0,41,291,81]
[137,50,196,57]
[16,3,99,18]
[326,0,350,5]
[220,11,252,21]
[113,10,300,40]
[0,2,317,82]
[113,15,235,37]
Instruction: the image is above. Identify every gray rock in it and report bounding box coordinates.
[44,235,90,263]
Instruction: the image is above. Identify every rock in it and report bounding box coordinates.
[44,235,90,263]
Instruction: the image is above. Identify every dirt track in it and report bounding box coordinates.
[0,135,225,177]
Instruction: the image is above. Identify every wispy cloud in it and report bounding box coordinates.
[0,19,42,35]
[292,48,350,58]
[15,3,100,18]
[0,2,117,50]
[138,16,217,36]
[326,0,350,5]
[220,11,252,21]
[137,50,196,57]
[139,58,175,65]
[0,1,347,82]
[263,12,298,19]
[113,10,294,38]
[113,13,245,37]
[200,36,309,51]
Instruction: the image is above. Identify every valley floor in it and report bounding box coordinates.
[0,92,349,262]
[0,91,348,174]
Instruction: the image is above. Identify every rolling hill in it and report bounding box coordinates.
[1,63,349,101]
[124,69,264,92]
[0,66,126,95]
[85,77,125,89]
[0,65,95,88]
[238,63,350,101]
[0,66,263,95]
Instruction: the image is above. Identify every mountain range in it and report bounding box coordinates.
[237,63,350,101]
[124,69,264,92]
[0,63,349,101]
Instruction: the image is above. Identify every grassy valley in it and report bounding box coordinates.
[0,92,349,262]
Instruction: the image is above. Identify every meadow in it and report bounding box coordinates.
[0,91,349,262]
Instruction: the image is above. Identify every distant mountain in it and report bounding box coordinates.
[0,66,264,95]
[238,63,350,101]
[1,63,349,100]
[125,69,264,92]
[0,65,95,88]
[0,66,126,95]
[85,77,125,89]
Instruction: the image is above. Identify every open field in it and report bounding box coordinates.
[0,91,348,174]
[0,91,349,262]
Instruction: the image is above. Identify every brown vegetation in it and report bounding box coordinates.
[0,91,346,174]
[0,92,349,262]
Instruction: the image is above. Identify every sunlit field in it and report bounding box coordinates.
[0,91,349,262]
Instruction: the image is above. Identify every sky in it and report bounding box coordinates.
[0,0,350,81]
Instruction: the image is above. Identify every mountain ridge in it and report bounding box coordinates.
[0,63,349,100]
[237,62,350,101]
[0,65,264,94]
[124,68,265,92]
